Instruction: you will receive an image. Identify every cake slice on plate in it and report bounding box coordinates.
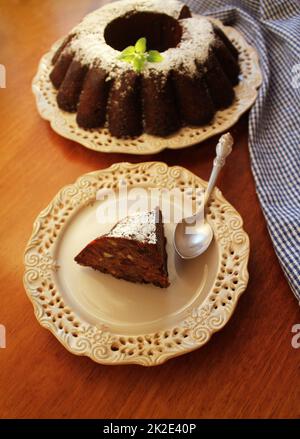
[74,208,169,288]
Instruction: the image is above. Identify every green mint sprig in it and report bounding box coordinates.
[118,37,163,73]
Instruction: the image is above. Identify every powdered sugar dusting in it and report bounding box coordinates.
[107,209,158,244]
[144,16,214,77]
[63,0,215,79]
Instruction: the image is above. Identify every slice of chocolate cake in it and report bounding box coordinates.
[75,208,169,288]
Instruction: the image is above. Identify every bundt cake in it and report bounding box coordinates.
[50,0,240,138]
[75,208,169,288]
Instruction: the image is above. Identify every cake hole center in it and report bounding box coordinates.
[104,12,182,52]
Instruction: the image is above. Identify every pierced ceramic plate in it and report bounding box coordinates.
[32,17,262,155]
[24,162,249,366]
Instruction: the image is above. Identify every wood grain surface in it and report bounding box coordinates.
[0,0,299,419]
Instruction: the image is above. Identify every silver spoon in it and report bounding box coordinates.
[174,133,233,259]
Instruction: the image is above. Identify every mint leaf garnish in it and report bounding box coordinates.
[133,56,145,73]
[117,37,164,73]
[118,54,135,63]
[122,46,135,56]
[135,37,146,54]
[147,50,163,63]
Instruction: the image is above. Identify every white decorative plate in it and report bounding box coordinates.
[24,162,249,366]
[32,17,262,155]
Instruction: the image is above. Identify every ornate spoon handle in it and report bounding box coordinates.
[203,133,233,206]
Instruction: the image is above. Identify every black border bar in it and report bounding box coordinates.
[0,419,299,435]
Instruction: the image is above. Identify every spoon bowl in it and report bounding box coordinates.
[174,220,213,259]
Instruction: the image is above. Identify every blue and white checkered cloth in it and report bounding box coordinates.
[187,0,300,302]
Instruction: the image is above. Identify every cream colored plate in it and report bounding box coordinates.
[24,162,249,366]
[32,17,262,154]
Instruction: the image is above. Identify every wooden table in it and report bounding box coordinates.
[0,0,299,419]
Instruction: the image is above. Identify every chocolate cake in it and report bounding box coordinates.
[49,0,240,138]
[75,208,169,288]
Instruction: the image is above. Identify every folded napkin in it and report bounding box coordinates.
[186,0,300,302]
